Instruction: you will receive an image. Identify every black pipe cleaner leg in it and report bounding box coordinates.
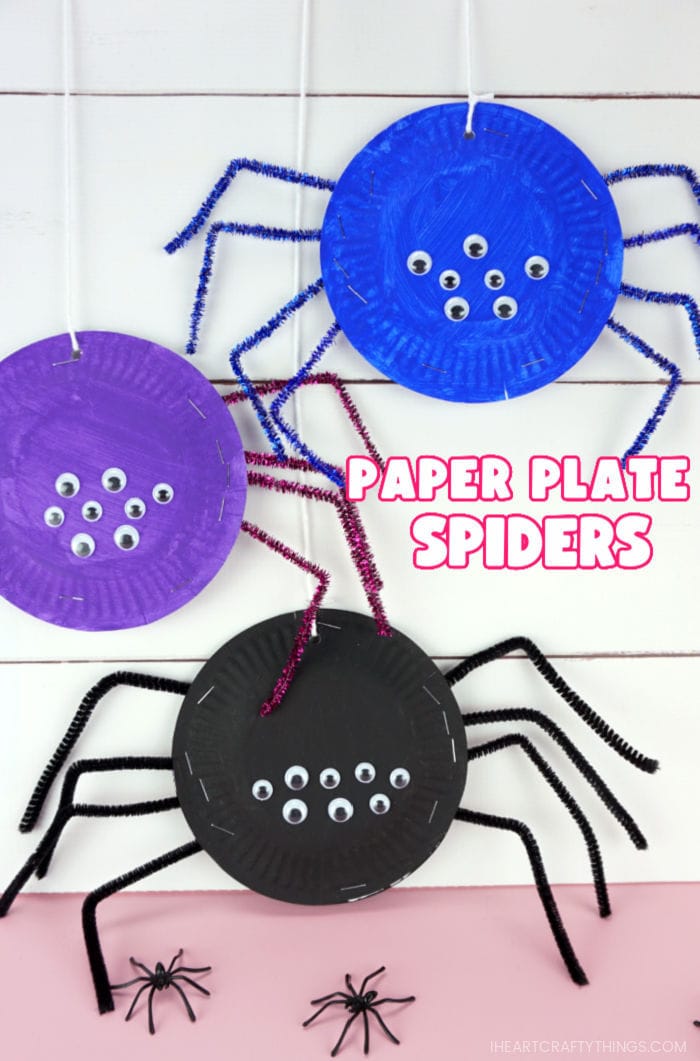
[0,797,179,917]
[455,807,588,985]
[82,841,202,1015]
[20,673,189,833]
[463,708,649,849]
[469,734,610,918]
[445,637,658,773]
[35,757,174,878]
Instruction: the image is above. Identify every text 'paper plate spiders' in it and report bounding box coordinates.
[0,329,382,634]
[166,101,700,474]
[1,582,658,1018]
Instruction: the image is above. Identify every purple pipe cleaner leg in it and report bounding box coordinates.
[605,317,682,465]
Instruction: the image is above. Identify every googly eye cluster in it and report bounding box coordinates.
[251,761,412,826]
[44,468,175,558]
[406,240,550,321]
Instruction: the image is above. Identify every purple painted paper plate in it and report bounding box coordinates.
[0,331,247,630]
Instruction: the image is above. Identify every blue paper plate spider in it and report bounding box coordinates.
[165,101,700,481]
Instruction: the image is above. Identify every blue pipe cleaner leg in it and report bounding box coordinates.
[229,277,326,458]
[184,220,322,355]
[606,317,682,465]
[620,283,700,361]
[604,163,700,205]
[164,159,336,253]
[624,222,700,250]
[268,321,344,486]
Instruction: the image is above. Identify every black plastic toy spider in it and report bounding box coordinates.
[111,948,211,1035]
[303,966,415,1057]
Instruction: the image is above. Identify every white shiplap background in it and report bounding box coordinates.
[0,0,698,894]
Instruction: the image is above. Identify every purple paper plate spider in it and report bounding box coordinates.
[165,101,700,478]
[0,531,658,1018]
[0,328,382,633]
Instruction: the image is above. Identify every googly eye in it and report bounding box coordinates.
[320,768,341,790]
[369,793,391,815]
[102,467,127,493]
[354,762,375,784]
[284,765,309,791]
[71,533,95,558]
[252,779,273,801]
[484,269,505,290]
[282,799,308,825]
[406,250,432,276]
[389,768,411,790]
[124,497,146,520]
[55,472,80,498]
[328,798,354,823]
[444,297,470,322]
[493,296,518,320]
[525,255,550,280]
[114,525,140,551]
[439,269,461,291]
[81,501,103,523]
[152,482,174,505]
[44,506,65,528]
[463,234,488,259]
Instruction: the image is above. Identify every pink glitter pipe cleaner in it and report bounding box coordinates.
[243,455,391,715]
[246,454,388,619]
[240,519,329,717]
[246,458,391,638]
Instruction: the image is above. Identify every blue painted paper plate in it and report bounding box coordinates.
[321,103,623,402]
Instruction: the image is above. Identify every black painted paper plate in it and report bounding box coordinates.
[173,609,468,904]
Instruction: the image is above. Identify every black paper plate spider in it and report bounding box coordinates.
[111,949,211,1035]
[0,586,658,1017]
[165,101,700,477]
[303,966,415,1057]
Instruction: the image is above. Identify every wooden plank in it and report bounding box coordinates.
[1,1,699,96]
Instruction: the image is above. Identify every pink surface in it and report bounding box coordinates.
[2,883,697,1059]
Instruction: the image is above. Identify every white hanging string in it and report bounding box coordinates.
[290,0,317,626]
[62,0,80,354]
[463,0,493,137]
